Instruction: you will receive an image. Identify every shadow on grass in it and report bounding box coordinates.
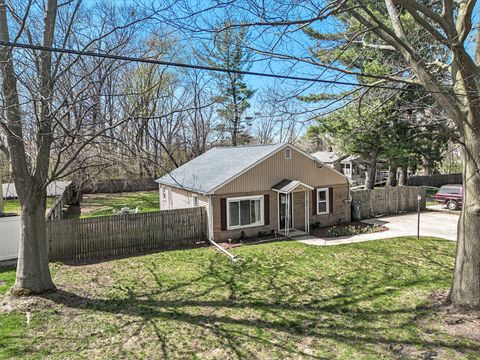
[39,252,478,359]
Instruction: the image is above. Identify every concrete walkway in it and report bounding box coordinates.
[299,211,459,246]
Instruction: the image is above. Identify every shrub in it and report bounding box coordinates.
[326,224,381,238]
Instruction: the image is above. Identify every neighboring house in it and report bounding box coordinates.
[1,180,71,199]
[312,150,386,184]
[156,143,351,241]
[311,151,364,182]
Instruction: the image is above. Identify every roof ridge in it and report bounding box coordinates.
[212,143,286,149]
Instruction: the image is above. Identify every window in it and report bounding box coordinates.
[341,162,351,175]
[317,188,329,214]
[285,148,291,160]
[439,185,462,195]
[227,196,263,229]
[192,194,199,207]
[161,187,167,200]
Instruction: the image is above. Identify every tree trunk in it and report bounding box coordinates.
[11,189,55,295]
[449,132,480,308]
[364,149,378,190]
[398,165,408,187]
[386,161,397,187]
[423,161,433,176]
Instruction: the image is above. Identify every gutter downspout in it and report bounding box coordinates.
[208,239,238,262]
[207,194,238,262]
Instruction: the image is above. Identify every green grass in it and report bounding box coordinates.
[0,269,29,359]
[0,237,478,359]
[426,187,440,206]
[3,199,21,214]
[3,198,56,215]
[80,191,159,218]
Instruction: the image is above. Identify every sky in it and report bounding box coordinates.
[15,0,480,137]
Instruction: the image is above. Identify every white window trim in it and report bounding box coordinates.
[285,148,292,160]
[161,186,167,200]
[316,188,330,215]
[192,194,199,207]
[226,195,264,230]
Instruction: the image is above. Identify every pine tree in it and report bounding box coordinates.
[200,21,254,145]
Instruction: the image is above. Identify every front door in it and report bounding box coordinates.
[279,193,293,231]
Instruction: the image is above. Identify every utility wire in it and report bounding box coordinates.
[0,41,466,96]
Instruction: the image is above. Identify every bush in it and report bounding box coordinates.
[326,224,381,238]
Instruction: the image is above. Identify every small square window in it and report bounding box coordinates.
[316,188,330,215]
[285,148,291,160]
[192,194,198,207]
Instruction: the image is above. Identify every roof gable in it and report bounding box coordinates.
[214,145,348,194]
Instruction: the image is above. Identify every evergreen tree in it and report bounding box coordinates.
[199,21,254,145]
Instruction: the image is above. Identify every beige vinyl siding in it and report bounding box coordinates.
[159,185,209,215]
[214,146,347,195]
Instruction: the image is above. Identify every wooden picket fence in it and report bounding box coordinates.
[46,207,207,260]
[406,173,462,187]
[351,186,426,220]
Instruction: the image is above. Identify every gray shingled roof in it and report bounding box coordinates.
[311,151,358,164]
[156,143,286,194]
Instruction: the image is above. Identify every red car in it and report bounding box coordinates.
[434,184,463,210]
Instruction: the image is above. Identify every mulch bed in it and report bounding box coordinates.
[215,222,390,250]
[310,221,389,238]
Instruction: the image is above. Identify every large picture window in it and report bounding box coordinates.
[317,188,330,214]
[227,196,263,229]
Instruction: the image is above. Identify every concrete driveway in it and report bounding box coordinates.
[299,211,459,246]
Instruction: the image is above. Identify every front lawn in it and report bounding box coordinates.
[0,237,478,359]
[80,191,159,218]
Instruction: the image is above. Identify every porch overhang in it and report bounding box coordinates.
[271,179,313,193]
[272,179,311,237]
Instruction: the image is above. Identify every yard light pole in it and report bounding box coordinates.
[417,194,422,239]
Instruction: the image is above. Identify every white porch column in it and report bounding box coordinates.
[286,192,290,237]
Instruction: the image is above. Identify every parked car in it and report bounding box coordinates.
[434,184,463,210]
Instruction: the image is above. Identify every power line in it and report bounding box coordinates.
[0,41,465,96]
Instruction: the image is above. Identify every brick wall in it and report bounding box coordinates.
[211,183,351,241]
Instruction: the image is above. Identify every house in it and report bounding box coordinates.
[156,143,351,241]
[312,151,363,182]
[312,150,386,185]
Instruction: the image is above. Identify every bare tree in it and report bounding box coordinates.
[0,0,152,294]
[335,0,480,309]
